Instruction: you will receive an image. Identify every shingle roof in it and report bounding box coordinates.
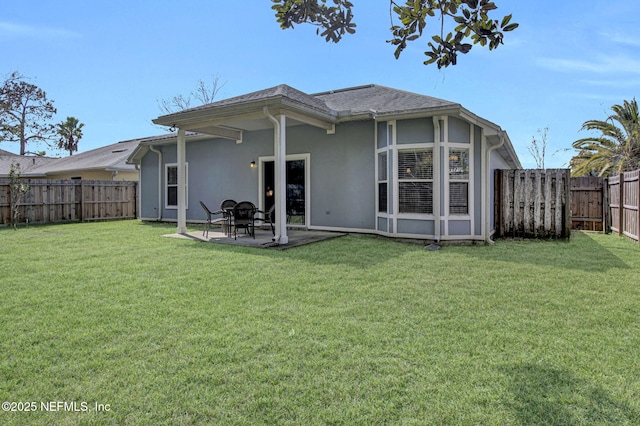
[313,84,458,116]
[160,84,334,119]
[32,139,141,175]
[164,83,456,121]
[0,151,56,177]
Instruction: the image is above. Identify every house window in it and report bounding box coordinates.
[165,163,188,209]
[378,151,388,213]
[449,149,469,215]
[397,148,433,214]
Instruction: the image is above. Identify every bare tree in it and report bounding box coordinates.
[528,127,548,169]
[157,75,225,115]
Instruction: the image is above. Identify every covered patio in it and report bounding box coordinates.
[164,226,346,250]
[152,85,337,247]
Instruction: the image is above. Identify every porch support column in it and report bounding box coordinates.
[274,114,289,244]
[176,128,187,234]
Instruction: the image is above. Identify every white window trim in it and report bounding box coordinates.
[395,143,436,219]
[447,146,471,217]
[165,162,188,210]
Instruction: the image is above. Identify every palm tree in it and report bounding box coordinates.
[56,116,84,155]
[570,98,640,177]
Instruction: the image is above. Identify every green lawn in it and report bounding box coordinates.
[1,221,639,425]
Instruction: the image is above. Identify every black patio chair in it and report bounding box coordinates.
[232,201,257,239]
[199,201,228,238]
[211,199,237,236]
[254,205,275,236]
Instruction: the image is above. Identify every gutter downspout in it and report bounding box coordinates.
[149,145,163,221]
[485,132,505,244]
[433,117,441,243]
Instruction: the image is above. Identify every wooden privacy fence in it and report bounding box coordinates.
[570,176,607,231]
[495,169,571,238]
[0,179,137,225]
[609,170,640,243]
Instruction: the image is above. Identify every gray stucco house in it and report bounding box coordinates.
[127,84,521,243]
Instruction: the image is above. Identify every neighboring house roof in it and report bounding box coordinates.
[0,150,56,177]
[127,133,204,166]
[32,139,143,176]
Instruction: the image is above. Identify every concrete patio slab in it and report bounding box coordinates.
[164,227,347,249]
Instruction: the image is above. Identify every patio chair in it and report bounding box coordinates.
[214,199,237,236]
[199,201,228,238]
[232,201,257,239]
[254,205,275,236]
[219,199,237,211]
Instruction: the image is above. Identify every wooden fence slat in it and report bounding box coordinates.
[0,179,136,225]
[495,169,570,239]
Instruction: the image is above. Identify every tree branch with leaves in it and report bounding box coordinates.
[8,161,29,229]
[570,98,640,177]
[271,0,518,68]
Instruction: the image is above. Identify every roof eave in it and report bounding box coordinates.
[153,97,336,132]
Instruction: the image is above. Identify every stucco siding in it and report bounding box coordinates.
[288,121,375,230]
[397,118,434,144]
[140,152,160,219]
[448,116,471,143]
[449,220,471,235]
[397,219,435,235]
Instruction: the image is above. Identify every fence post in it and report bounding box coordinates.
[618,173,624,236]
[80,180,85,222]
[563,170,571,238]
[637,173,640,247]
[603,178,609,233]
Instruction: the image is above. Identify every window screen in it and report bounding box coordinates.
[398,148,433,214]
[166,164,187,208]
[449,149,469,215]
[378,152,388,213]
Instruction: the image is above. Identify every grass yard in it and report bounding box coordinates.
[0,221,639,425]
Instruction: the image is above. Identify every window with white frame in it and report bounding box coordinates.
[165,163,188,208]
[378,151,388,213]
[448,148,469,215]
[397,148,433,214]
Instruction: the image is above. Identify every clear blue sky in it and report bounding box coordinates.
[2,1,639,168]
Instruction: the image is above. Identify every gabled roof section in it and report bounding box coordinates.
[153,84,337,134]
[33,139,142,175]
[183,84,333,117]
